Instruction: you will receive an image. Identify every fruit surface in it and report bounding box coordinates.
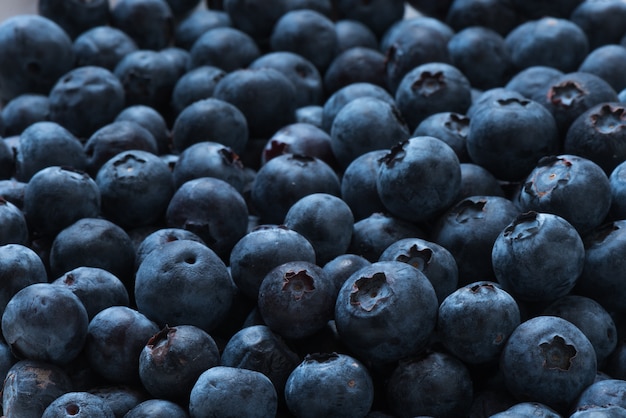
[2,1,626,416]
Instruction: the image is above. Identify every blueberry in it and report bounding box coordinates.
[189,366,278,418]
[340,150,388,220]
[0,15,74,103]
[349,212,428,262]
[16,121,87,182]
[458,163,505,200]
[23,166,101,239]
[134,227,205,270]
[335,19,378,53]
[610,160,626,218]
[213,68,297,139]
[88,385,150,418]
[171,98,248,155]
[261,122,336,168]
[574,220,626,315]
[542,295,617,368]
[384,24,450,93]
[395,62,472,131]
[270,9,338,73]
[564,102,626,175]
[0,244,47,316]
[321,82,395,134]
[189,27,260,72]
[467,95,559,181]
[490,402,561,418]
[2,360,73,418]
[1,93,50,137]
[380,16,454,54]
[335,0,405,38]
[377,136,461,223]
[72,26,139,71]
[2,283,89,365]
[335,261,438,364]
[500,315,597,412]
[322,253,372,298]
[445,0,519,36]
[86,306,160,384]
[438,281,521,364]
[166,177,249,259]
[38,0,110,39]
[170,65,226,116]
[172,141,247,192]
[229,224,316,301]
[574,378,626,411]
[517,155,612,234]
[138,325,220,401]
[403,1,454,21]
[492,211,585,302]
[571,0,626,50]
[164,0,200,18]
[295,105,323,127]
[386,351,474,418]
[84,120,158,177]
[0,198,28,246]
[249,52,324,108]
[447,26,512,90]
[250,153,340,224]
[49,217,136,291]
[174,9,232,50]
[570,405,626,417]
[223,0,288,42]
[284,193,354,264]
[0,180,26,209]
[466,87,528,118]
[284,352,374,418]
[605,339,626,381]
[505,65,564,100]
[532,72,618,138]
[413,112,470,163]
[505,17,589,73]
[41,392,115,418]
[323,47,389,96]
[579,45,626,92]
[220,324,300,398]
[258,260,335,339]
[432,195,520,286]
[111,0,174,51]
[96,150,174,229]
[115,105,172,155]
[135,239,236,332]
[379,237,459,305]
[124,399,190,418]
[331,97,409,168]
[51,267,130,321]
[113,50,179,115]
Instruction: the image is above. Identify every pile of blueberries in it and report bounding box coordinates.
[3,0,626,416]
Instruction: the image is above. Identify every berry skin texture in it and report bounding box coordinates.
[386,351,474,418]
[189,366,277,418]
[492,211,585,303]
[517,154,612,234]
[1,283,89,366]
[258,261,336,339]
[500,315,597,413]
[437,281,521,364]
[138,325,220,402]
[284,353,374,418]
[135,239,236,333]
[0,15,74,103]
[334,261,438,365]
[376,136,461,224]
